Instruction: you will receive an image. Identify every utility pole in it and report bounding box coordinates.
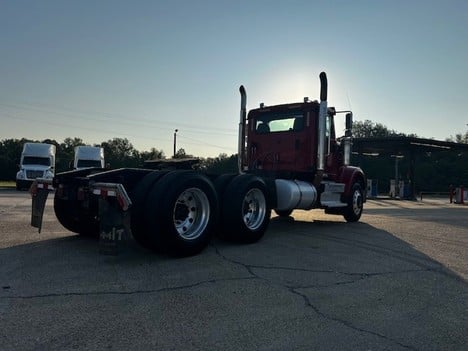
[173,129,178,157]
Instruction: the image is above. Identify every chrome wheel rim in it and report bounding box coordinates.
[242,188,266,230]
[173,188,210,240]
[352,189,363,216]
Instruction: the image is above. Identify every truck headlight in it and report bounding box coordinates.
[45,170,54,178]
[16,171,25,179]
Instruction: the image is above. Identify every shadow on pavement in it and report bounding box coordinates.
[1,215,467,350]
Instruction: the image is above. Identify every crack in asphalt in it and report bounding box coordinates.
[211,244,422,351]
[293,231,466,283]
[0,276,256,300]
[283,268,433,289]
[290,288,419,351]
[0,240,453,351]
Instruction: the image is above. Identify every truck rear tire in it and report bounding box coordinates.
[343,183,363,222]
[144,171,218,256]
[130,171,167,250]
[53,195,99,238]
[220,174,271,243]
[213,173,238,198]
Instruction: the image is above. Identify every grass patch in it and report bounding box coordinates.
[0,181,15,188]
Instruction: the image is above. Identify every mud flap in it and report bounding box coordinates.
[31,186,51,233]
[98,198,131,256]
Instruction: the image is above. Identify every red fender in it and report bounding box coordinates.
[337,166,366,198]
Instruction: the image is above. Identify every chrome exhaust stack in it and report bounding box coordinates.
[238,85,247,173]
[343,112,353,166]
[317,72,328,172]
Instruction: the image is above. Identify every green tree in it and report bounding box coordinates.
[200,153,238,174]
[352,120,392,138]
[352,120,417,138]
[173,148,193,159]
[136,147,165,167]
[140,147,165,161]
[101,138,139,168]
[0,138,33,180]
[447,131,468,144]
[61,137,84,153]
[56,137,85,172]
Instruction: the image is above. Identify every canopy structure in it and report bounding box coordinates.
[351,137,468,199]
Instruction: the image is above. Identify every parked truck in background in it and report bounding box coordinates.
[16,142,56,190]
[73,146,105,170]
[31,72,366,256]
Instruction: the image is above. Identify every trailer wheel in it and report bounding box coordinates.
[343,183,363,222]
[144,171,218,256]
[53,195,99,237]
[274,209,293,217]
[130,171,167,250]
[221,174,271,243]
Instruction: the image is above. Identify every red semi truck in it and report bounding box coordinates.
[31,72,366,256]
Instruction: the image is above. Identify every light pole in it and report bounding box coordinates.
[173,129,178,157]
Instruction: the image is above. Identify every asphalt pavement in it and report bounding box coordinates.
[1,190,467,350]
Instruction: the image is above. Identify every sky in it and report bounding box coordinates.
[1,0,467,158]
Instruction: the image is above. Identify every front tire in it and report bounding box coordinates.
[343,183,364,222]
[16,180,28,191]
[220,174,271,243]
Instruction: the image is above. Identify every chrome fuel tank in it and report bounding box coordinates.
[275,179,317,211]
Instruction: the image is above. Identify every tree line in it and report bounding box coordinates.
[1,121,467,193]
[352,119,468,143]
[0,137,237,181]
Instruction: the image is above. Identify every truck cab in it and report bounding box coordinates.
[244,102,350,181]
[16,142,56,190]
[73,146,105,170]
[238,72,365,219]
[245,101,321,176]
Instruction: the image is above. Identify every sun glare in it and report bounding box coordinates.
[270,73,314,104]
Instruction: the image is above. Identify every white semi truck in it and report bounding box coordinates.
[16,142,56,190]
[73,146,105,170]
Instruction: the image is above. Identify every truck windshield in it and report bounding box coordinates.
[22,156,50,166]
[256,112,304,133]
[77,160,102,168]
